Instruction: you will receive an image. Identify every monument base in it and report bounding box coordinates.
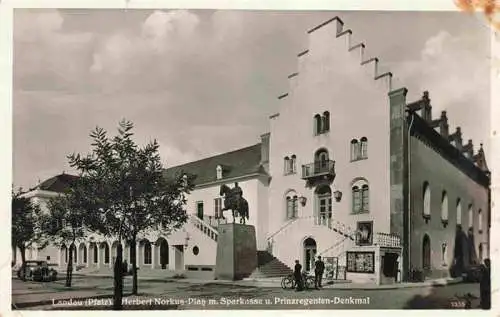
[215,223,258,280]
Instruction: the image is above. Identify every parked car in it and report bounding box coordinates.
[17,260,58,282]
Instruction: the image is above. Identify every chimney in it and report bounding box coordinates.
[260,133,270,166]
[453,127,463,151]
[474,143,490,173]
[439,111,449,138]
[462,139,474,159]
[421,91,432,122]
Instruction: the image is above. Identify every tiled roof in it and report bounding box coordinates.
[163,143,265,185]
[35,173,79,193]
[32,143,266,193]
[408,113,490,188]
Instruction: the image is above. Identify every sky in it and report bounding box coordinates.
[12,9,492,190]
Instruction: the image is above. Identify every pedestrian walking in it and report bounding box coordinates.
[294,260,304,291]
[314,256,325,289]
[480,258,491,309]
[122,260,128,275]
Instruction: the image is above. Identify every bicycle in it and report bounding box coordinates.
[281,272,315,290]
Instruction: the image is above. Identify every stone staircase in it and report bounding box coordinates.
[249,251,293,278]
[189,215,219,242]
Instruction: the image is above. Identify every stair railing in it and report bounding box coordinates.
[189,214,219,242]
[266,216,359,254]
[265,216,304,253]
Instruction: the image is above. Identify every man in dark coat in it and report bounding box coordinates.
[294,260,303,291]
[480,258,491,309]
[314,256,325,289]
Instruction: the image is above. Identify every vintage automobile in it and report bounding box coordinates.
[16,260,58,282]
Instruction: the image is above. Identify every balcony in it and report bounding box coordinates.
[301,160,336,181]
[374,233,401,248]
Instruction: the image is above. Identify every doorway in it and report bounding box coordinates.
[303,238,317,272]
[174,245,184,271]
[422,234,431,273]
[157,238,169,269]
[382,253,399,282]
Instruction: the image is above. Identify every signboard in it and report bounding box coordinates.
[356,221,373,246]
[346,251,375,273]
[323,257,337,280]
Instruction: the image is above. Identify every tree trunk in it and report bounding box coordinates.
[66,243,74,287]
[130,239,138,295]
[20,245,26,281]
[113,243,124,310]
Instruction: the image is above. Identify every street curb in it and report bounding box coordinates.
[58,273,464,290]
[209,277,464,290]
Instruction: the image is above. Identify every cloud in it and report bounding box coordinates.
[421,30,454,58]
[90,10,200,75]
[14,9,95,91]
[13,10,492,190]
[158,142,199,167]
[393,29,490,150]
[14,9,64,41]
[141,9,200,47]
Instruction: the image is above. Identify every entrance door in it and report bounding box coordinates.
[174,245,184,270]
[196,202,204,220]
[303,238,317,272]
[315,185,332,227]
[422,234,431,273]
[160,239,169,269]
[382,253,399,282]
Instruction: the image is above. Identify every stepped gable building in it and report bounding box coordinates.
[15,16,490,284]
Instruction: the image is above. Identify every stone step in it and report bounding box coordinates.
[249,251,293,279]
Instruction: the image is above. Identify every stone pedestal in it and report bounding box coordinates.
[215,223,258,280]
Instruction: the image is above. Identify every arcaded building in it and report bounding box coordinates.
[14,16,490,284]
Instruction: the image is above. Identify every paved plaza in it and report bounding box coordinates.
[12,275,484,310]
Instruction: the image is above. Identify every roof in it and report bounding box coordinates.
[34,173,79,193]
[163,143,265,185]
[32,143,265,193]
[408,113,490,188]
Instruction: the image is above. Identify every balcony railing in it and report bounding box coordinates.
[374,232,401,248]
[301,160,336,179]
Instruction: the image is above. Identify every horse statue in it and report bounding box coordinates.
[219,183,249,224]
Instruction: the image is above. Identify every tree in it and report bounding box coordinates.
[67,119,194,309]
[41,180,89,287]
[11,187,45,280]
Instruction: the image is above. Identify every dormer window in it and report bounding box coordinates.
[181,174,188,187]
[216,165,223,180]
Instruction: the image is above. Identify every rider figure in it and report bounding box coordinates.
[233,182,243,210]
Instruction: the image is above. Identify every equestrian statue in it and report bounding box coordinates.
[219,182,249,224]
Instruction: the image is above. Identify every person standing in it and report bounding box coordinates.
[294,260,303,291]
[314,256,325,289]
[480,258,491,309]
